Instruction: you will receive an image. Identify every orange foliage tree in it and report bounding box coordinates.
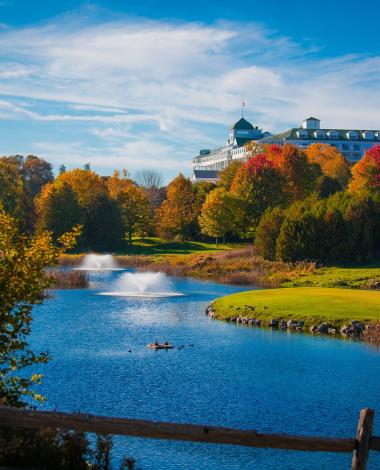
[306,143,351,187]
[266,143,320,201]
[349,144,380,194]
[156,174,196,240]
[55,168,107,207]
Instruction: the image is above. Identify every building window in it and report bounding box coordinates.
[347,131,358,140]
[327,131,339,139]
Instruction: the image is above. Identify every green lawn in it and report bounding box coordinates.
[213,287,380,327]
[122,237,246,256]
[283,265,380,289]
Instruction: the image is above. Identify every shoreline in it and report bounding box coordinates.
[208,287,380,342]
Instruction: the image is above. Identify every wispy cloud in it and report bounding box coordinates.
[0,11,379,178]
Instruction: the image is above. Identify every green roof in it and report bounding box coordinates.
[231,117,254,130]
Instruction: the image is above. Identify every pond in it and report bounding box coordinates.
[30,271,380,469]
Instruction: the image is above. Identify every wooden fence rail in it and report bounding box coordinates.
[0,406,379,470]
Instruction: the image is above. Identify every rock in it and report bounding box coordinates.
[255,319,261,326]
[298,320,304,327]
[310,325,317,333]
[268,319,279,327]
[351,320,364,331]
[280,320,287,329]
[236,316,242,323]
[317,322,329,334]
[328,328,337,334]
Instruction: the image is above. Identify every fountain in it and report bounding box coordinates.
[99,272,183,297]
[77,254,122,271]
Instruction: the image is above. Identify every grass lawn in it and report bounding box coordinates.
[213,287,380,327]
[283,265,380,289]
[122,237,247,256]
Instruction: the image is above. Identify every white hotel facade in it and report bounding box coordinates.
[192,116,380,182]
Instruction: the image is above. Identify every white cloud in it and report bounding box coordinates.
[0,12,379,179]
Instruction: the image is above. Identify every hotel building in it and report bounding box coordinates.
[192,116,380,182]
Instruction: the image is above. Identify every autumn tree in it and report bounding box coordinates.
[349,144,380,194]
[307,143,351,188]
[56,168,107,207]
[35,182,83,241]
[217,161,243,190]
[156,174,196,240]
[108,171,151,244]
[0,209,80,407]
[199,188,236,244]
[230,154,286,236]
[267,143,320,201]
[0,158,31,231]
[23,155,54,197]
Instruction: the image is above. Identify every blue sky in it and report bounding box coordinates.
[0,0,379,180]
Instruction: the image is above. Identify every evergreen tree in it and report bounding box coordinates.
[82,193,125,251]
[276,208,322,262]
[255,207,285,260]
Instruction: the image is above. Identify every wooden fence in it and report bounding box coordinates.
[0,406,379,469]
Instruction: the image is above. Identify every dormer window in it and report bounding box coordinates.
[297,130,309,139]
[314,130,325,139]
[327,130,339,140]
[362,131,374,140]
[347,131,358,140]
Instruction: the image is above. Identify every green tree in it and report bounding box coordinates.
[275,206,322,262]
[255,207,285,260]
[199,188,235,245]
[83,193,125,251]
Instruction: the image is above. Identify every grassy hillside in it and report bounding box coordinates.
[123,237,246,256]
[282,265,380,289]
[212,287,380,327]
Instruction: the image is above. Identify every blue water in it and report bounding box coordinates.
[30,272,380,469]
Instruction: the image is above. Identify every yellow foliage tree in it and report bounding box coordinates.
[199,188,235,245]
[0,208,81,406]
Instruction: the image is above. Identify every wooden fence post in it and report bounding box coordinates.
[352,408,374,470]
